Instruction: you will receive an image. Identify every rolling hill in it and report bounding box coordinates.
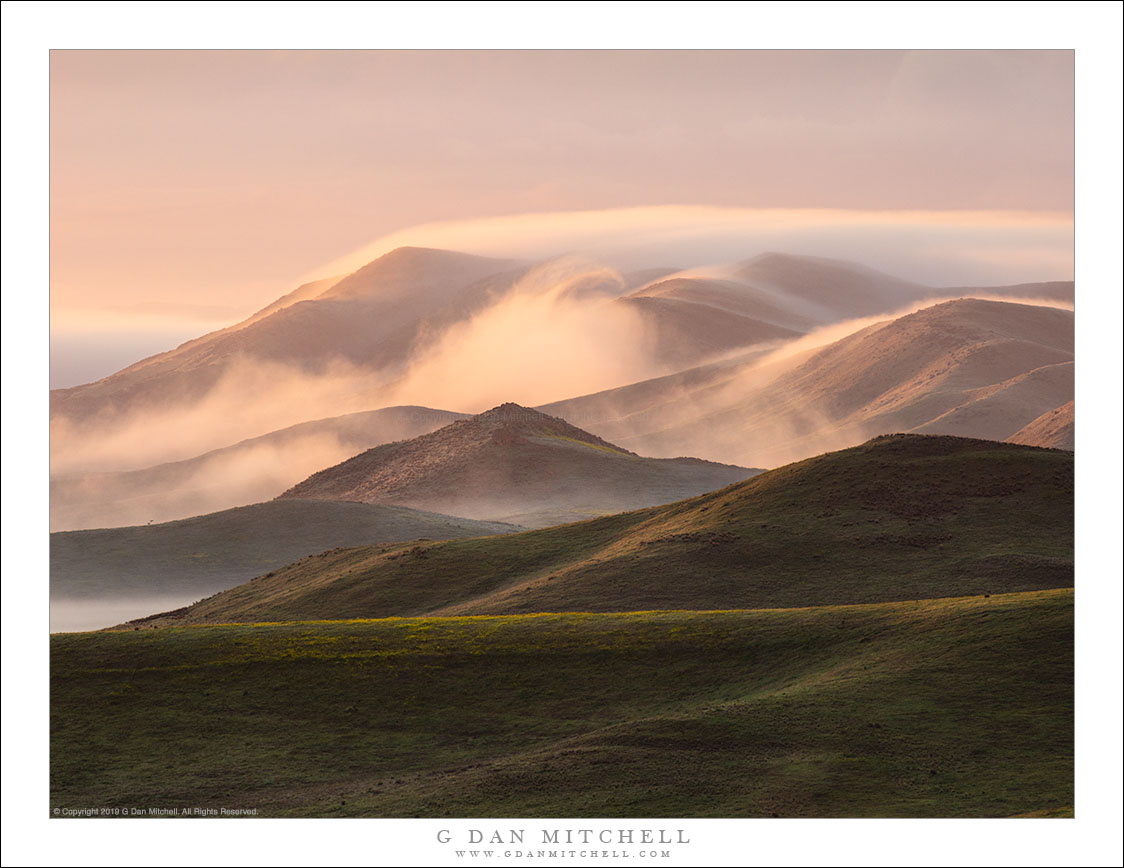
[279,403,760,527]
[143,434,1072,626]
[544,298,1074,468]
[729,252,1072,320]
[53,589,1073,817]
[1007,400,1075,450]
[49,250,1075,542]
[49,248,523,423]
[52,249,1073,433]
[731,251,929,321]
[622,255,1071,336]
[51,499,519,606]
[51,249,842,437]
[616,294,802,369]
[623,275,822,332]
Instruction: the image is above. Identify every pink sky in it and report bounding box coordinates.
[50,50,1073,326]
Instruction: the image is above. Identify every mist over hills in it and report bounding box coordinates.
[280,403,760,528]
[545,298,1074,468]
[52,248,1076,819]
[615,295,802,369]
[732,251,928,321]
[50,406,466,531]
[51,248,831,432]
[50,249,522,425]
[49,245,1074,533]
[49,403,755,627]
[51,245,1072,445]
[141,435,1073,627]
[51,500,519,605]
[66,248,520,383]
[624,276,821,332]
[48,247,836,478]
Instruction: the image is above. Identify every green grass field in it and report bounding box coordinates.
[51,589,1073,817]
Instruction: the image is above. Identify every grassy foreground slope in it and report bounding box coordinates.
[153,435,1072,625]
[51,590,1073,817]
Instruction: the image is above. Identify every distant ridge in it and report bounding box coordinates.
[545,297,1075,468]
[50,247,524,422]
[732,251,928,321]
[50,405,467,531]
[281,403,759,527]
[52,499,520,604]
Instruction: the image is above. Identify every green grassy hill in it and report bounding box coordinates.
[152,435,1072,626]
[51,500,520,603]
[50,589,1073,817]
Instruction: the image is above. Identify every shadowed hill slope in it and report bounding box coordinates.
[625,255,1072,335]
[731,251,929,321]
[617,294,802,369]
[280,403,759,527]
[147,435,1072,626]
[625,275,822,331]
[52,499,520,604]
